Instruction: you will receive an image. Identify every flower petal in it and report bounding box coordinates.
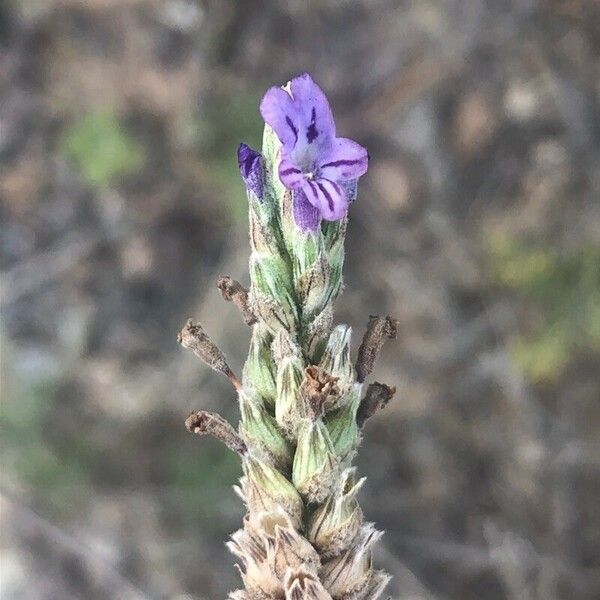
[293,188,321,232]
[278,157,305,189]
[318,137,369,181]
[302,178,348,222]
[237,143,264,200]
[289,73,336,148]
[259,86,301,150]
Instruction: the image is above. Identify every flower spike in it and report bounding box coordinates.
[178,74,395,597]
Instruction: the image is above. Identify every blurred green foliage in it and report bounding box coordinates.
[0,375,90,511]
[0,368,239,523]
[488,235,600,382]
[169,442,242,531]
[60,112,145,189]
[1,370,240,526]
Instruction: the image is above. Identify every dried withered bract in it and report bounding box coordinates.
[358,570,392,600]
[301,365,341,416]
[217,275,257,325]
[181,74,393,596]
[178,319,241,389]
[320,524,383,597]
[258,509,320,578]
[356,382,396,428]
[355,315,399,383]
[307,468,365,558]
[185,411,247,456]
[228,528,283,598]
[284,566,333,600]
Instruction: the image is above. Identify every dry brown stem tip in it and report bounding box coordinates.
[355,315,399,383]
[185,410,247,455]
[302,365,341,418]
[217,275,257,326]
[177,318,241,389]
[356,382,396,428]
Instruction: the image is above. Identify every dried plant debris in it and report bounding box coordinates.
[217,275,258,326]
[178,319,242,389]
[355,316,399,384]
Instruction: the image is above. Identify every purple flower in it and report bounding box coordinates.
[238,143,264,201]
[260,73,368,231]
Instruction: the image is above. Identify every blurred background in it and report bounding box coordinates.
[1,1,599,598]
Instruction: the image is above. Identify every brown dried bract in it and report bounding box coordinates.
[302,366,341,418]
[356,382,396,428]
[177,318,241,389]
[284,565,333,600]
[185,411,247,455]
[355,315,399,383]
[217,275,257,326]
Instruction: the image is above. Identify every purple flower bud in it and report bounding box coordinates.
[237,143,264,201]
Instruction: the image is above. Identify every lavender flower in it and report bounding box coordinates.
[260,73,368,231]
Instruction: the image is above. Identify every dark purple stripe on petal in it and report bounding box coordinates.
[329,180,343,197]
[306,106,318,143]
[316,181,335,213]
[307,181,320,201]
[285,116,298,143]
[280,167,302,176]
[237,143,264,201]
[319,158,362,169]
